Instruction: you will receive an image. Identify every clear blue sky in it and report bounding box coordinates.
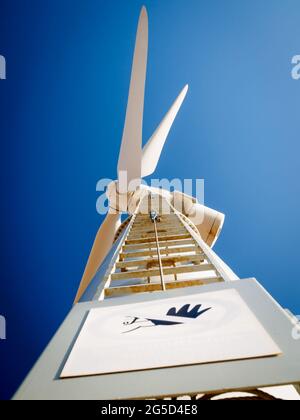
[0,0,299,399]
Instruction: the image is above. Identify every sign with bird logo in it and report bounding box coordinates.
[61,289,281,378]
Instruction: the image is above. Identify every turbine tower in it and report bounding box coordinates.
[14,7,300,400]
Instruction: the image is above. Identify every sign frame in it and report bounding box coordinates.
[14,278,300,400]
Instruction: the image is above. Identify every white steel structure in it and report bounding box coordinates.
[14,7,300,400]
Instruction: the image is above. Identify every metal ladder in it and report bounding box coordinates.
[101,195,225,299]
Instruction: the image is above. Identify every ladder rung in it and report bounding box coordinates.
[119,245,201,259]
[122,239,196,251]
[116,254,205,269]
[133,219,178,226]
[135,214,177,220]
[111,263,215,281]
[129,225,184,233]
[105,277,223,297]
[126,233,191,245]
[131,220,183,228]
[128,230,187,240]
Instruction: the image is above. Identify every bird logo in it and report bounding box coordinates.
[122,304,211,333]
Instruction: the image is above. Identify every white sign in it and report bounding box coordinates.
[61,289,281,378]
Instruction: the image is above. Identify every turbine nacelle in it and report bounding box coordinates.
[106,180,173,214]
[106,182,224,248]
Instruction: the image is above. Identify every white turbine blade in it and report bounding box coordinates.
[74,212,121,303]
[117,6,148,192]
[141,84,188,178]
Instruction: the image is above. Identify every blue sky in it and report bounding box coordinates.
[0,0,300,399]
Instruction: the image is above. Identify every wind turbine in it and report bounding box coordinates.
[75,6,224,303]
[14,6,300,401]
